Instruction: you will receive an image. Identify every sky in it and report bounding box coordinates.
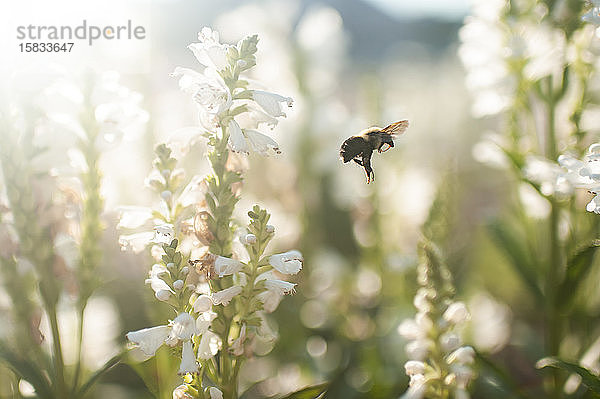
[363,0,470,20]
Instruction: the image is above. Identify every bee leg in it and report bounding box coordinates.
[362,153,374,184]
[353,157,363,166]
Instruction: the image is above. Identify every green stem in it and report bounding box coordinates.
[47,304,67,398]
[71,305,86,396]
[544,76,561,399]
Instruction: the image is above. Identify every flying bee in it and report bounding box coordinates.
[339,120,409,183]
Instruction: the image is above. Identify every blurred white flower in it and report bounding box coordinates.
[472,133,510,169]
[404,360,426,376]
[443,302,470,325]
[522,24,566,81]
[447,346,475,365]
[468,293,511,353]
[523,155,573,197]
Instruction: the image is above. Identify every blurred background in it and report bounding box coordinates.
[3,0,592,398]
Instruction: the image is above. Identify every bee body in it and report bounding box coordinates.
[339,120,409,183]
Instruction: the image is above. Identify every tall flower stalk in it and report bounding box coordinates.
[462,0,600,396]
[125,28,301,399]
[0,71,146,398]
[399,240,474,399]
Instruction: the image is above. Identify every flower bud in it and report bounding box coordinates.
[173,280,184,290]
[161,190,172,200]
[265,224,275,233]
[156,289,172,301]
[181,266,189,275]
[245,233,257,244]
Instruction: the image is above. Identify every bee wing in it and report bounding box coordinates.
[380,120,409,136]
[340,136,365,163]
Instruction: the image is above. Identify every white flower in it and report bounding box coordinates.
[228,119,249,154]
[145,274,174,302]
[126,325,171,356]
[406,339,431,360]
[400,373,426,399]
[522,24,566,80]
[171,67,232,122]
[118,232,155,253]
[178,340,198,374]
[212,285,243,305]
[559,143,600,213]
[178,175,208,207]
[188,27,230,71]
[413,288,432,313]
[126,312,197,365]
[257,290,283,313]
[244,129,281,155]
[443,302,470,325]
[193,294,213,313]
[447,346,476,365]
[153,224,175,245]
[523,155,573,197]
[173,384,194,399]
[440,332,462,352]
[256,271,296,295]
[169,313,197,341]
[252,90,293,117]
[214,256,244,277]
[208,387,224,399]
[397,319,421,341]
[198,330,222,360]
[269,250,303,275]
[117,206,154,229]
[404,360,426,376]
[196,311,217,334]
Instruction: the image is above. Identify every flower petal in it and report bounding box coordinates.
[227,120,248,154]
[126,325,170,356]
[178,340,199,374]
[197,330,222,360]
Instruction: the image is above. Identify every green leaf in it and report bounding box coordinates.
[487,221,544,301]
[537,357,600,395]
[278,382,329,399]
[76,352,123,398]
[0,344,54,399]
[558,243,599,309]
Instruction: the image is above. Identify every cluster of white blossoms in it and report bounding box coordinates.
[558,143,600,213]
[123,28,302,397]
[171,27,293,156]
[398,243,475,399]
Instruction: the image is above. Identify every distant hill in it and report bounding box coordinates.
[158,0,462,66]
